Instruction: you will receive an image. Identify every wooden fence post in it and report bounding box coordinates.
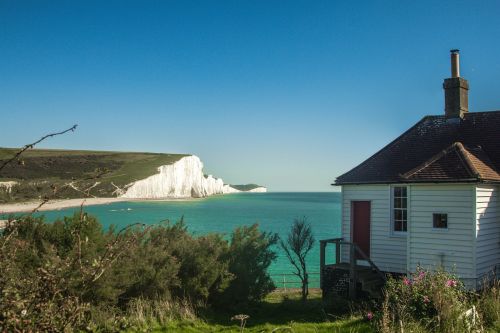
[335,240,340,264]
[320,241,326,289]
[349,244,356,299]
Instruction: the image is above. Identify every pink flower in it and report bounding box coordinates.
[366,312,373,320]
[423,295,430,304]
[403,277,412,286]
[446,279,457,287]
[413,271,425,283]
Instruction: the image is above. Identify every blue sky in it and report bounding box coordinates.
[1,1,499,191]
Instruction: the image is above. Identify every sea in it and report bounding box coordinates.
[19,192,342,288]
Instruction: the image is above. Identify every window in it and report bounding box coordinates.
[433,213,448,229]
[392,186,407,232]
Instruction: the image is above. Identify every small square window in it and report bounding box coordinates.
[433,213,448,229]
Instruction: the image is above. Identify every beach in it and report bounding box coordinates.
[0,198,129,214]
[0,197,199,214]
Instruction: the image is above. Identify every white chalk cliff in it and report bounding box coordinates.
[120,155,266,199]
[244,186,267,193]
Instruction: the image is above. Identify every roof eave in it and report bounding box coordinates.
[332,178,498,186]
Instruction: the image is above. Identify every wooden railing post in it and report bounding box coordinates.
[319,238,385,300]
[335,240,340,264]
[320,241,326,289]
[349,244,356,299]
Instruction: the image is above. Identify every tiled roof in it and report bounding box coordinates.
[335,111,500,185]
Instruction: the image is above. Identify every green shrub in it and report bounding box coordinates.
[0,218,91,331]
[0,215,278,331]
[378,268,480,333]
[214,224,278,308]
[478,278,500,330]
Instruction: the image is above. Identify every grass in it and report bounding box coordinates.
[0,148,265,203]
[0,147,187,184]
[147,290,375,333]
[0,148,188,202]
[153,319,370,332]
[230,184,263,191]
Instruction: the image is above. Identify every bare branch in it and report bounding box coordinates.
[0,124,77,173]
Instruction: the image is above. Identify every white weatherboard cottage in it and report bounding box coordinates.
[333,51,499,290]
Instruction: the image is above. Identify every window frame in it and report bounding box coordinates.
[391,185,408,235]
[432,213,449,230]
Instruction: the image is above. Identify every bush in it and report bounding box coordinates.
[477,278,500,330]
[378,268,484,333]
[214,224,278,308]
[0,216,93,331]
[0,215,278,331]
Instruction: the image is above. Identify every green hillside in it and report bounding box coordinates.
[0,148,187,202]
[230,184,263,191]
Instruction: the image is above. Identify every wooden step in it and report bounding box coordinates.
[356,268,385,299]
[321,259,386,299]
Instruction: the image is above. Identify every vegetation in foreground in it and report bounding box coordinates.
[279,217,315,302]
[96,289,372,332]
[1,212,498,332]
[150,290,373,332]
[148,269,500,333]
[376,268,500,333]
[0,213,278,331]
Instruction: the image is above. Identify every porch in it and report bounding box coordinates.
[319,238,386,299]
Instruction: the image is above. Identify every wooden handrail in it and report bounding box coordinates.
[319,237,344,244]
[351,243,386,281]
[320,238,386,299]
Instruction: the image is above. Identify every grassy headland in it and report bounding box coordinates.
[230,184,264,191]
[0,148,187,202]
[0,148,266,204]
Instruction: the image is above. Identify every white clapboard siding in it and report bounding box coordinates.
[476,185,500,279]
[341,185,406,273]
[409,184,475,280]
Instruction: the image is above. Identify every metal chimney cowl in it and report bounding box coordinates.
[443,49,469,118]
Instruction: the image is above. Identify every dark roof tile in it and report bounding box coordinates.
[335,111,500,185]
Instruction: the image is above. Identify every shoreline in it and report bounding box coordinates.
[0,190,271,214]
[0,197,196,214]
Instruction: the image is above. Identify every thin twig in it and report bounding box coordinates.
[0,124,77,173]
[88,223,149,283]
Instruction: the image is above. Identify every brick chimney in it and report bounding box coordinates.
[443,49,469,118]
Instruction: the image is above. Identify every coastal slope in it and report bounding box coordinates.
[0,148,266,203]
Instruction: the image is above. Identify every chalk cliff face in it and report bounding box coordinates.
[245,187,267,193]
[120,155,266,199]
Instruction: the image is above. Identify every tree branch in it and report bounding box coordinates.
[0,124,77,173]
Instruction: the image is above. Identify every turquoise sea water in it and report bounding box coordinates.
[12,192,341,288]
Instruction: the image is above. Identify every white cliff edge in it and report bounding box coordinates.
[120,155,266,199]
[245,187,267,193]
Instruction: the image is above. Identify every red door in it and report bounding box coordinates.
[351,201,371,258]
